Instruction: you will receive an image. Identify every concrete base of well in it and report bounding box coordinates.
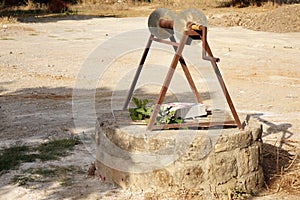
[95,112,264,196]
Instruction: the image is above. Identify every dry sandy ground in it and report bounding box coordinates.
[0,14,299,199]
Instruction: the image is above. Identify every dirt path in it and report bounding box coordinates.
[0,15,299,199]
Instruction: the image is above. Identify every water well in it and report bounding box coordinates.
[95,8,264,196]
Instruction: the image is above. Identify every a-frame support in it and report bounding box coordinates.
[123,25,242,131]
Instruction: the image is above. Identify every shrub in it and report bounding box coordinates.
[48,0,69,13]
[1,0,27,7]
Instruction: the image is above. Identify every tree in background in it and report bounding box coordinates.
[0,0,79,8]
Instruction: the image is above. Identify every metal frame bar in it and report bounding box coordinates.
[169,35,202,104]
[151,120,237,130]
[123,34,154,110]
[147,34,189,131]
[199,27,242,129]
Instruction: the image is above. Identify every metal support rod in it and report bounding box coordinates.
[201,27,242,129]
[123,34,154,110]
[152,37,179,47]
[147,34,189,131]
[209,60,242,129]
[169,35,202,104]
[151,120,237,130]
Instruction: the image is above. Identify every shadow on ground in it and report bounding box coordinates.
[17,14,116,23]
[0,85,299,199]
[0,8,116,23]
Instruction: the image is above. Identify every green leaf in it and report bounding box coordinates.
[145,108,152,116]
[128,108,135,114]
[164,117,169,123]
[175,118,183,124]
[142,99,149,107]
[129,97,153,122]
[132,97,140,107]
[138,113,143,120]
[130,113,139,121]
[136,108,146,114]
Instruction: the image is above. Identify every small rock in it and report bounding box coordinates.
[88,162,96,176]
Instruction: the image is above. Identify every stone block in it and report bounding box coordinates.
[236,147,250,176]
[173,162,204,189]
[206,151,238,185]
[214,129,253,153]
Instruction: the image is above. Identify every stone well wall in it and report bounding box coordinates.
[95,115,263,196]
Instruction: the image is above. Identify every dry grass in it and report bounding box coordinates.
[0,16,17,25]
[0,0,282,21]
[69,0,236,17]
[263,141,300,195]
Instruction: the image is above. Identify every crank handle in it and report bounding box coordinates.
[203,55,220,63]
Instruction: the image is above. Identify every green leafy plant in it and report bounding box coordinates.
[157,106,183,124]
[128,97,183,125]
[129,97,152,121]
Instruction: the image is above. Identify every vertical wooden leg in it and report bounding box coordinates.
[169,35,202,104]
[147,34,189,131]
[123,34,154,110]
